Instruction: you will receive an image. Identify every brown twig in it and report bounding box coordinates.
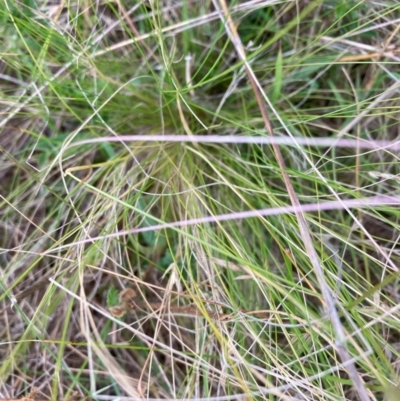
[110,288,225,320]
[109,288,273,322]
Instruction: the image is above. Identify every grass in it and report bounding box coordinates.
[1,0,400,400]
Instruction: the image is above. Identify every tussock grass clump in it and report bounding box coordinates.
[1,1,400,400]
